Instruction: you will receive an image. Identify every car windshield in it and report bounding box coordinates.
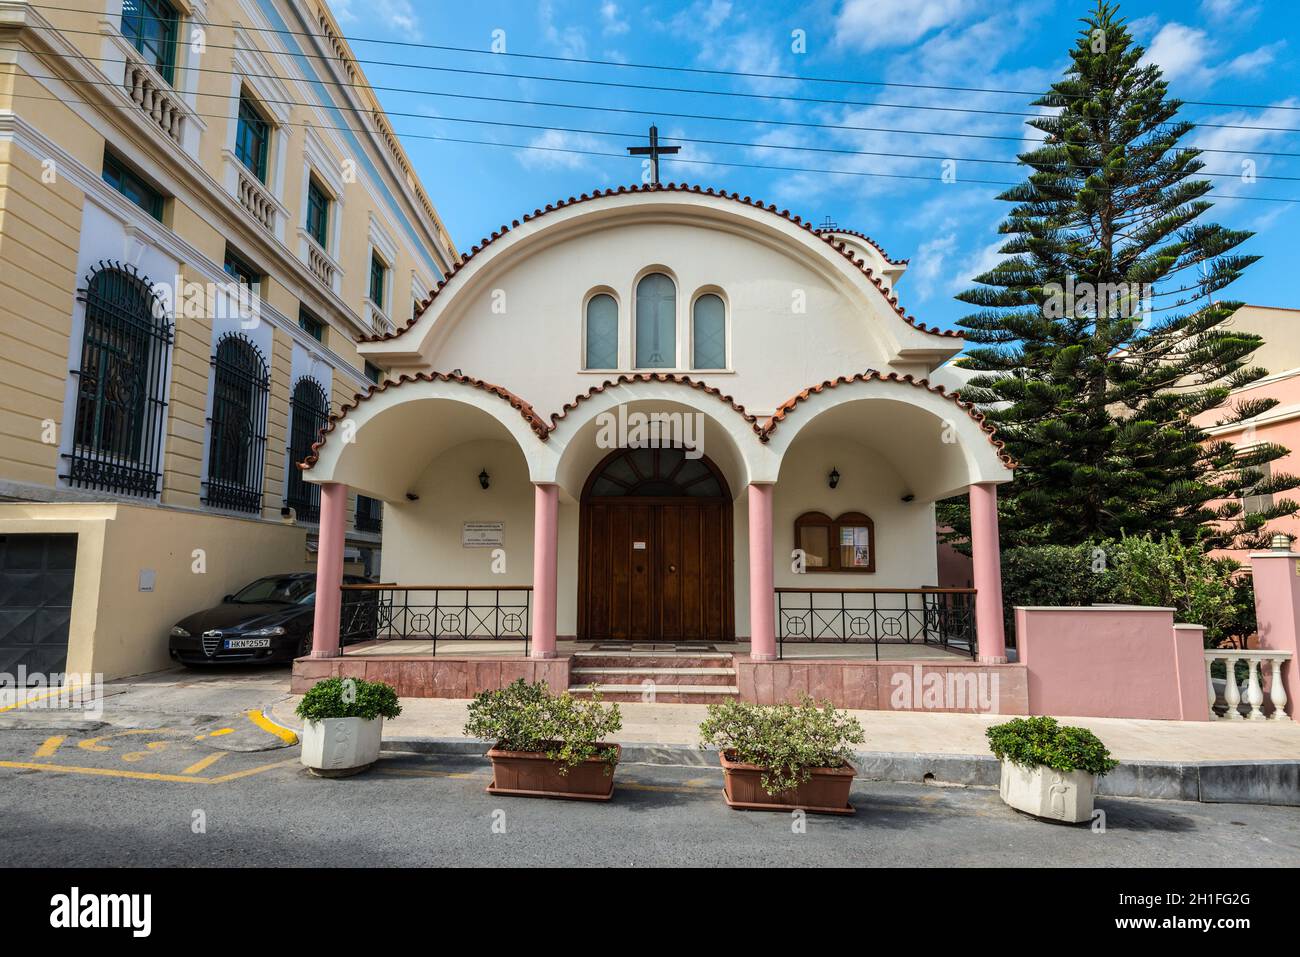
[230,577,314,605]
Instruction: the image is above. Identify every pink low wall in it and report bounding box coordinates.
[1016,607,1209,720]
[291,655,570,698]
[736,658,1028,714]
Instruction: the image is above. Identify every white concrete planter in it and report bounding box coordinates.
[998,760,1097,823]
[300,716,384,777]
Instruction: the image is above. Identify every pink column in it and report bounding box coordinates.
[1250,544,1300,718]
[531,483,559,659]
[748,483,777,661]
[310,482,348,658]
[969,482,1007,663]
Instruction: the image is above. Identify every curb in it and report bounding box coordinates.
[379,737,1300,806]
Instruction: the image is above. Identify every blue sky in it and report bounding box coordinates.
[329,0,1299,331]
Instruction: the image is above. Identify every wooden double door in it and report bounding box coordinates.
[578,448,734,642]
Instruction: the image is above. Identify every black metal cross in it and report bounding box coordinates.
[626,124,680,186]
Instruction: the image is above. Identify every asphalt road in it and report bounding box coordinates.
[1,725,1298,867]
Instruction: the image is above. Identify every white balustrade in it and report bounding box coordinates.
[123,55,185,144]
[1204,650,1292,721]
[307,242,335,288]
[237,171,277,233]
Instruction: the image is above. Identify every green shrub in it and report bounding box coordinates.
[698,697,865,796]
[295,677,401,722]
[462,679,622,774]
[999,544,1109,637]
[986,716,1118,776]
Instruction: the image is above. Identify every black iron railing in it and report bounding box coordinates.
[64,263,173,497]
[775,587,977,660]
[204,333,269,513]
[355,495,382,533]
[285,377,329,522]
[338,584,531,656]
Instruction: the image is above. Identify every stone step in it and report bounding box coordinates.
[571,666,737,686]
[569,683,740,704]
[571,652,735,669]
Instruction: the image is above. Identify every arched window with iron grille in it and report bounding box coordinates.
[65,262,173,497]
[204,333,269,513]
[284,376,329,521]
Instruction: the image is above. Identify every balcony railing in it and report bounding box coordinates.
[123,51,185,144]
[237,169,277,233]
[338,584,532,656]
[306,241,336,288]
[1205,649,1292,720]
[775,587,977,660]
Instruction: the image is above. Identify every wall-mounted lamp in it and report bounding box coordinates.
[901,493,915,503]
[478,469,491,491]
[827,467,840,490]
[405,492,420,502]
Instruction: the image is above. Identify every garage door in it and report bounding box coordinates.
[0,535,78,681]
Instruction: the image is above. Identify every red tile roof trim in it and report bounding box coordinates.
[298,370,1013,472]
[298,371,549,470]
[813,228,910,266]
[763,371,1016,468]
[363,183,958,344]
[549,373,765,436]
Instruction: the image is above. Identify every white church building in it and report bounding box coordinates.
[294,184,1019,705]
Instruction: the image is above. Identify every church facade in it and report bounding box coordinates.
[297,184,1016,692]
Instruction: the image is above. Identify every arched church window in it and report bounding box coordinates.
[692,293,726,369]
[635,272,676,368]
[204,333,269,513]
[584,293,618,369]
[66,263,173,497]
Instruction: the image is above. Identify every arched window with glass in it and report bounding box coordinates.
[204,333,269,513]
[692,293,726,370]
[584,293,619,369]
[67,263,173,497]
[284,377,330,521]
[635,272,676,368]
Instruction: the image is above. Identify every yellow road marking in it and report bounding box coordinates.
[194,728,236,740]
[0,684,81,714]
[181,752,227,776]
[78,728,178,753]
[122,741,171,762]
[245,709,298,745]
[34,736,65,758]
[0,760,209,783]
[206,756,300,783]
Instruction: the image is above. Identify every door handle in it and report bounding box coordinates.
[668,564,676,573]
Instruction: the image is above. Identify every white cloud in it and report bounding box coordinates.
[1141,22,1282,87]
[539,0,588,58]
[330,0,420,36]
[911,233,959,300]
[515,130,602,171]
[1200,0,1259,23]
[600,2,630,36]
[834,0,976,52]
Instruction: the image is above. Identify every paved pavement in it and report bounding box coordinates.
[0,721,1297,867]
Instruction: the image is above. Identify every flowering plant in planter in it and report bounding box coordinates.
[463,680,623,800]
[295,677,401,777]
[986,716,1118,823]
[698,698,865,813]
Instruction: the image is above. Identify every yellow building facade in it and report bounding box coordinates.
[0,0,456,679]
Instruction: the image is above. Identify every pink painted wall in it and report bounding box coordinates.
[1250,551,1300,718]
[291,655,570,699]
[1017,607,1210,720]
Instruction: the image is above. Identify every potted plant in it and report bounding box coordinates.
[986,716,1119,823]
[296,676,401,777]
[463,679,622,801]
[698,697,865,815]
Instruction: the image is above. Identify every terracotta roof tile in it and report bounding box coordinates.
[358,183,958,344]
[813,228,910,266]
[298,370,1013,473]
[763,371,1016,468]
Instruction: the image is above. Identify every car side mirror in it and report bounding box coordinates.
[222,594,234,603]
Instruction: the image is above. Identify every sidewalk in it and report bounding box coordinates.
[270,695,1300,805]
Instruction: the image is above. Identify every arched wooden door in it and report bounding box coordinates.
[578,447,734,642]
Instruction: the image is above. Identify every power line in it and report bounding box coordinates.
[27,1,1300,116]
[25,56,1300,186]
[10,81,1299,205]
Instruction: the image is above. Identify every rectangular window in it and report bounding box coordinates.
[121,0,178,84]
[102,149,165,221]
[364,362,384,385]
[223,246,262,292]
[355,495,382,532]
[1243,460,1274,516]
[298,306,325,342]
[368,252,387,310]
[234,95,270,182]
[306,177,330,248]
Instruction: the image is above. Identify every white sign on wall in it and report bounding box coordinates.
[462,522,504,547]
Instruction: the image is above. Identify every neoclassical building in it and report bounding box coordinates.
[299,185,1015,690]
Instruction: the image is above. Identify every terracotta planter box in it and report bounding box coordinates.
[718,750,856,815]
[486,743,621,801]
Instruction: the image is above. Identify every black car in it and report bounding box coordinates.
[168,573,377,666]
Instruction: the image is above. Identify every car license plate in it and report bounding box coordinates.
[225,638,272,649]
